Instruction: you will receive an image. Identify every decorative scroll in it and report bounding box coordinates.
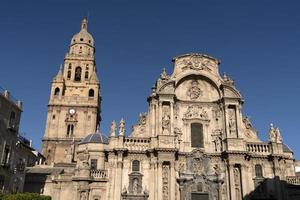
[178,55,214,72]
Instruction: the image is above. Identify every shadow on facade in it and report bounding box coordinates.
[244,176,300,200]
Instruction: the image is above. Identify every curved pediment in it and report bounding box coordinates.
[222,85,242,99]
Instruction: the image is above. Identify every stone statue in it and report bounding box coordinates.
[119,118,125,136]
[132,178,138,194]
[228,109,237,135]
[110,120,116,137]
[162,113,170,134]
[275,127,282,143]
[269,123,276,142]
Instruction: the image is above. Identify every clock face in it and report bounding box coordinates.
[69,108,76,115]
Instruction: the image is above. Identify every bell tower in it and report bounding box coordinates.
[42,18,101,165]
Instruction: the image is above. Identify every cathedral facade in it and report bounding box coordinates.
[26,19,300,200]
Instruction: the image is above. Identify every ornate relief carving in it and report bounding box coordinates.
[132,113,147,135]
[228,108,237,136]
[183,105,208,120]
[178,55,214,72]
[213,136,222,152]
[234,167,242,200]
[187,80,203,100]
[80,191,88,200]
[162,164,170,200]
[243,116,252,129]
[162,113,170,135]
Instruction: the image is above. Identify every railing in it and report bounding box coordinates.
[246,142,270,154]
[286,176,300,185]
[90,169,107,179]
[124,138,151,151]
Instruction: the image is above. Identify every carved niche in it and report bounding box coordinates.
[228,107,237,136]
[162,105,171,135]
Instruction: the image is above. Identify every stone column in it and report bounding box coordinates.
[156,102,159,136]
[115,151,124,200]
[157,161,163,200]
[151,103,156,137]
[159,102,163,135]
[240,164,249,199]
[170,102,174,136]
[170,161,176,200]
[150,160,156,200]
[228,164,236,200]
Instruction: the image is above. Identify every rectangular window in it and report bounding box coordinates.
[191,123,203,148]
[91,159,97,170]
[2,145,10,166]
[191,193,209,200]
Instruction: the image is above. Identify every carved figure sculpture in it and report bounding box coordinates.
[162,114,170,134]
[228,109,237,135]
[119,118,125,136]
[275,127,282,143]
[132,178,138,194]
[269,123,276,142]
[110,120,116,136]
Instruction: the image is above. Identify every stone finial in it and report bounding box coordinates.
[223,72,234,85]
[81,17,88,30]
[269,123,276,142]
[159,68,170,81]
[119,118,125,136]
[110,120,117,137]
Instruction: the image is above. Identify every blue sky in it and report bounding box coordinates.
[0,0,300,159]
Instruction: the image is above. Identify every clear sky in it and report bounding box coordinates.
[0,0,300,159]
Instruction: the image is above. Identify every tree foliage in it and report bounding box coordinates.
[0,193,51,200]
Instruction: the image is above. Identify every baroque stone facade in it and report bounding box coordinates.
[26,19,300,200]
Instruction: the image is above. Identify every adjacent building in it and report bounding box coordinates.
[0,87,44,194]
[25,19,300,200]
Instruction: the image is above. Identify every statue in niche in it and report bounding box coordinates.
[110,120,116,136]
[132,178,138,195]
[228,109,237,135]
[119,118,125,135]
[187,80,203,100]
[162,113,170,134]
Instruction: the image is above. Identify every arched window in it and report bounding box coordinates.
[74,67,82,81]
[255,164,263,177]
[67,124,74,137]
[54,87,60,96]
[68,63,72,69]
[67,70,71,79]
[85,71,89,80]
[88,89,94,97]
[132,160,140,172]
[191,123,203,148]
